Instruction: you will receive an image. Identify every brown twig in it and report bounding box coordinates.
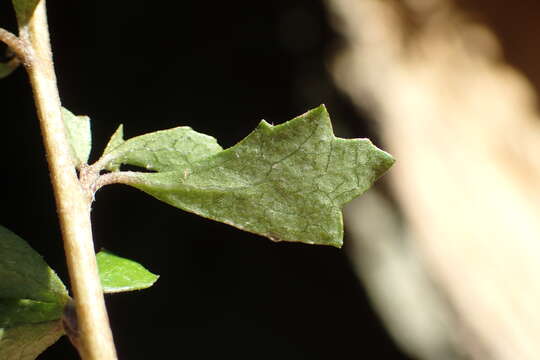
[0,27,31,66]
[15,1,118,359]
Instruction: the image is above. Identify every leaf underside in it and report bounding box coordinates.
[97,250,159,293]
[105,105,394,247]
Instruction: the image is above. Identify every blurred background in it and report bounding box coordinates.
[3,0,540,359]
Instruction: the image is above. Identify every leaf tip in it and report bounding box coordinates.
[320,234,343,248]
[102,124,126,170]
[310,103,329,117]
[257,119,274,129]
[375,147,396,174]
[96,250,159,294]
[331,239,344,249]
[357,138,395,177]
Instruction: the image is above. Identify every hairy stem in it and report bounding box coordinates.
[17,1,117,359]
[0,27,29,65]
[94,171,140,192]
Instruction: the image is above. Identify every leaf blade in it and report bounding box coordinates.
[123,105,394,247]
[102,124,125,171]
[104,126,223,172]
[0,321,64,360]
[0,226,68,359]
[0,299,63,328]
[0,225,68,304]
[97,250,158,293]
[61,107,92,167]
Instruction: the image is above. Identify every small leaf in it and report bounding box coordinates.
[104,126,222,172]
[102,124,124,171]
[0,225,68,304]
[118,105,394,247]
[97,250,159,293]
[61,107,92,167]
[0,321,64,360]
[11,0,40,26]
[103,124,124,155]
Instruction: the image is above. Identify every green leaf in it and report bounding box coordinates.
[0,299,63,328]
[11,0,40,26]
[103,124,125,155]
[104,126,223,172]
[113,105,394,247]
[0,225,68,359]
[102,125,124,156]
[0,59,19,79]
[102,124,125,171]
[61,107,92,167]
[97,250,159,293]
[0,321,64,360]
[0,225,68,304]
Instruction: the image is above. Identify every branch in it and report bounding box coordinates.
[16,1,117,359]
[0,27,30,66]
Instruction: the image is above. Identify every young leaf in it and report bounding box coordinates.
[11,0,40,26]
[97,250,159,293]
[103,125,124,153]
[113,105,394,247]
[61,107,91,167]
[104,126,223,172]
[0,321,64,360]
[0,225,68,304]
[101,124,125,171]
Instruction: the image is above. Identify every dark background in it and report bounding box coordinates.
[0,1,408,359]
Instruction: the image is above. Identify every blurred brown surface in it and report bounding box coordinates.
[327,0,540,359]
[454,0,540,95]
